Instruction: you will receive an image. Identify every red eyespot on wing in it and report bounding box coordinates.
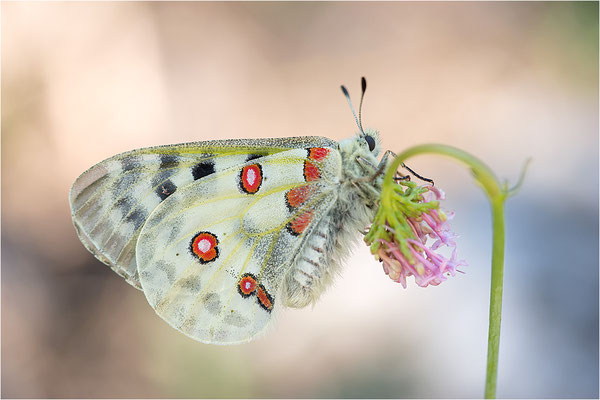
[308,147,330,161]
[256,284,274,312]
[285,185,316,211]
[286,210,314,236]
[303,161,320,182]
[240,164,263,194]
[238,273,258,297]
[190,232,219,263]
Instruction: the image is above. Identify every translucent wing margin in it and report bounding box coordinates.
[136,147,341,344]
[69,137,337,289]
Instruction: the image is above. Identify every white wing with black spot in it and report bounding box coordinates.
[69,137,337,289]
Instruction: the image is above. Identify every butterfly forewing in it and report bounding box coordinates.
[135,148,341,344]
[69,137,337,290]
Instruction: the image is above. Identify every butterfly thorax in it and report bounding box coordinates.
[281,132,386,308]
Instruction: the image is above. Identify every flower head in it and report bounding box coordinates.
[365,179,466,288]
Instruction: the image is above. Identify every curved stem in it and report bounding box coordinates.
[385,144,505,203]
[383,144,509,399]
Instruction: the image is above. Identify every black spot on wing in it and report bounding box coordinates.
[156,179,177,200]
[151,168,177,199]
[203,293,221,315]
[192,161,215,180]
[159,154,180,169]
[155,260,176,285]
[113,172,140,194]
[121,156,141,172]
[246,154,263,162]
[126,207,148,231]
[115,196,134,217]
[180,275,202,291]
[151,155,180,199]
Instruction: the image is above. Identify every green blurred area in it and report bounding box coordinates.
[535,2,598,89]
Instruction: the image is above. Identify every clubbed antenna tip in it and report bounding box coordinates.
[341,85,350,97]
[341,78,368,135]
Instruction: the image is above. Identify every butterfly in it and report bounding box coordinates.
[69,78,391,344]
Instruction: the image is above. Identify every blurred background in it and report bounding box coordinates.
[2,2,598,398]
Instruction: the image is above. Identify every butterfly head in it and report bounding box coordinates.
[338,128,384,180]
[359,128,382,157]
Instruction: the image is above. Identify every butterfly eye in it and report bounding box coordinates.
[365,135,376,152]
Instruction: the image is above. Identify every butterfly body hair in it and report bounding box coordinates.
[281,130,386,307]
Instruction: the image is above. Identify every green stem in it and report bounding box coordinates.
[485,198,505,398]
[383,144,513,399]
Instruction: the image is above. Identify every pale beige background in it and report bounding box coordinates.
[2,2,598,398]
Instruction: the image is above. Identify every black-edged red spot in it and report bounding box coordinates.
[303,161,320,182]
[285,185,316,211]
[286,210,314,236]
[189,232,219,264]
[256,284,274,312]
[238,273,258,297]
[239,164,263,194]
[308,147,330,161]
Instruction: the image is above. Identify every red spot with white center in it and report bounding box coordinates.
[257,284,274,312]
[303,161,320,182]
[190,232,219,263]
[287,210,314,236]
[309,147,330,161]
[238,273,258,297]
[240,164,263,194]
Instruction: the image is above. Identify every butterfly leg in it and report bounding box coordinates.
[386,150,435,184]
[401,163,434,185]
[358,151,434,185]
[344,156,385,202]
[355,149,394,181]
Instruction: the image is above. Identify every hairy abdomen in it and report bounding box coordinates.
[281,189,376,308]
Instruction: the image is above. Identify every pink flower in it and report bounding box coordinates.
[374,185,466,288]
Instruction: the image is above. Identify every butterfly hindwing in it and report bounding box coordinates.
[69,137,337,289]
[135,147,341,344]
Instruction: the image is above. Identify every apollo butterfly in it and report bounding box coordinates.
[69,78,392,344]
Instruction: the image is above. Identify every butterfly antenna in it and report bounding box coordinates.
[341,83,364,134]
[358,77,367,133]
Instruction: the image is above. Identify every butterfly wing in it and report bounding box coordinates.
[136,146,342,344]
[69,137,337,289]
